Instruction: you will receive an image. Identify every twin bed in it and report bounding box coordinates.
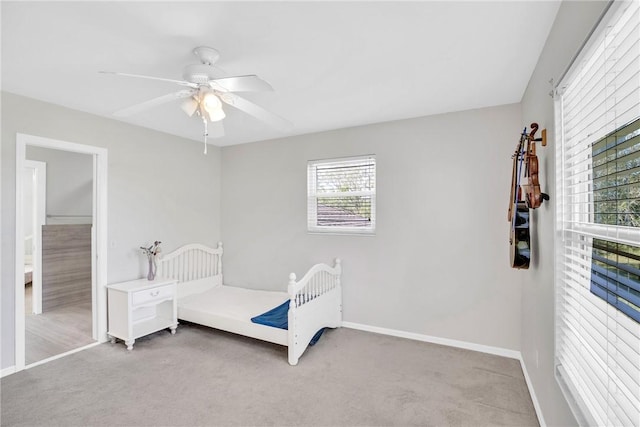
[156,243,342,365]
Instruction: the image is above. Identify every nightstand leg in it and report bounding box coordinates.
[108,334,116,344]
[125,339,134,350]
[170,324,178,335]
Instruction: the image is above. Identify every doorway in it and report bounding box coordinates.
[14,134,108,371]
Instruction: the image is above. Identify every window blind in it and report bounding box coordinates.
[555,1,640,426]
[307,155,376,234]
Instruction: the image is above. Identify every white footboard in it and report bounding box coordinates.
[287,259,342,365]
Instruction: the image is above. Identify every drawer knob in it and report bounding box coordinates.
[150,290,160,297]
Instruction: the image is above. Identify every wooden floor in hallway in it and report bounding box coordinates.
[24,284,95,365]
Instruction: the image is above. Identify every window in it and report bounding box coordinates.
[555,1,640,426]
[307,155,376,234]
[591,238,640,323]
[590,119,640,323]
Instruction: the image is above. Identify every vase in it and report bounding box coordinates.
[147,257,156,281]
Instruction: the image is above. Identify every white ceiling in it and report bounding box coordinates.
[1,1,561,147]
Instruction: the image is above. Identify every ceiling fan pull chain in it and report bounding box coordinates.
[202,116,208,155]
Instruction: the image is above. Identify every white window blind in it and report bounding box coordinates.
[555,1,640,426]
[307,155,376,234]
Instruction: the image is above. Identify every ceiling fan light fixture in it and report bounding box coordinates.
[180,97,198,117]
[202,92,221,110]
[202,92,225,122]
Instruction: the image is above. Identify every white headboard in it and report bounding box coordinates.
[157,242,223,287]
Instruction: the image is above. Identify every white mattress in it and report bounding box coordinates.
[178,285,289,323]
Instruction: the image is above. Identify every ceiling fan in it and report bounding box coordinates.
[101,46,291,153]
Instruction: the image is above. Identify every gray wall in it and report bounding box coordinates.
[221,104,524,351]
[1,91,222,369]
[519,1,610,426]
[26,146,93,224]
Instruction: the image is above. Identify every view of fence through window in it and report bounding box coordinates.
[591,117,640,322]
[316,161,374,226]
[308,156,376,233]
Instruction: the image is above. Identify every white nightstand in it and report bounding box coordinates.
[106,277,178,350]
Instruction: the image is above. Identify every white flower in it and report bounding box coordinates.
[140,241,162,259]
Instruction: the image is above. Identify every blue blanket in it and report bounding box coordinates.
[251,300,325,346]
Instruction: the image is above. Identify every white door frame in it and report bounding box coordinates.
[24,160,46,315]
[14,133,108,372]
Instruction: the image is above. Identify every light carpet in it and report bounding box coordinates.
[1,323,538,426]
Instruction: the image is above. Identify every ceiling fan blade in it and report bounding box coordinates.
[99,71,198,88]
[209,75,273,93]
[113,89,196,117]
[219,92,292,132]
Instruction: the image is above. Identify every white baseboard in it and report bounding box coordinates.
[518,354,546,427]
[1,366,17,378]
[342,321,521,359]
[341,321,544,426]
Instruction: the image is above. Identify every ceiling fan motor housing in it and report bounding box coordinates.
[193,46,220,65]
[183,47,221,84]
[183,64,218,84]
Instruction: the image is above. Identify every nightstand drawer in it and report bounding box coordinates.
[132,284,174,307]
